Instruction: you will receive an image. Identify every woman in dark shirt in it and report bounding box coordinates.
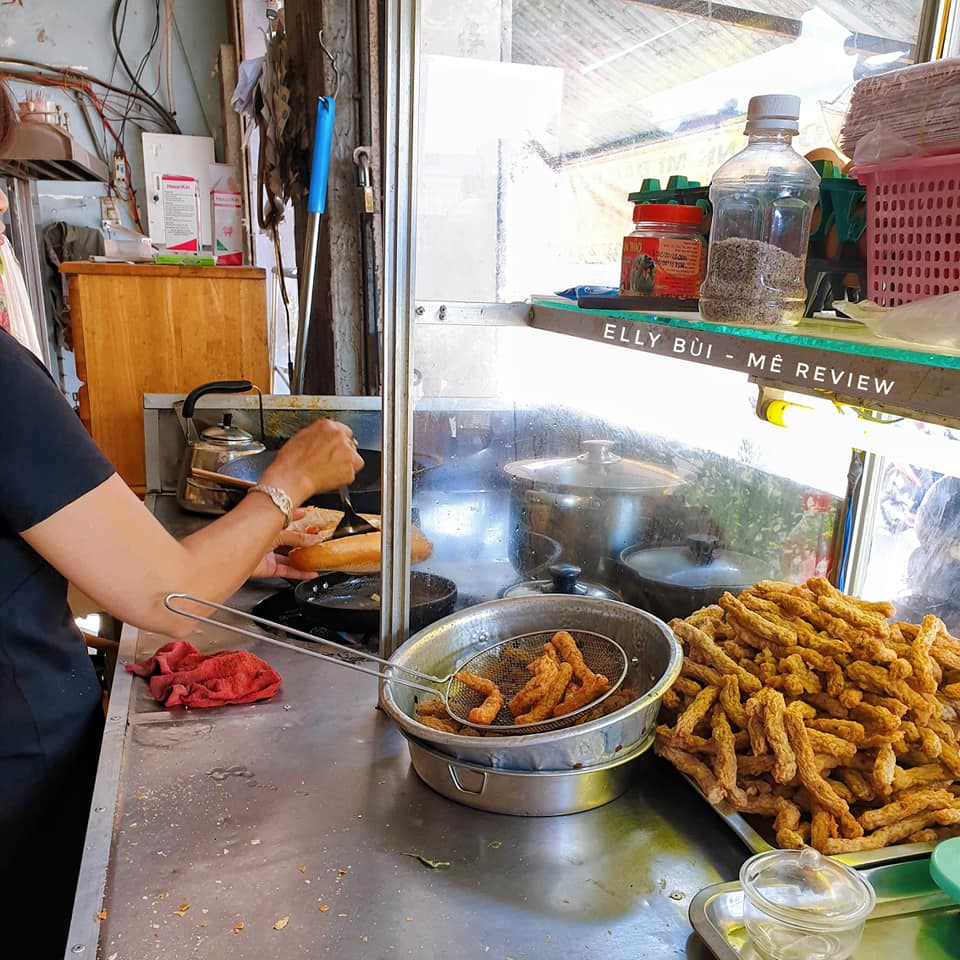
[0,328,363,956]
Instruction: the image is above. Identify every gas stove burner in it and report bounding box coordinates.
[250,588,378,652]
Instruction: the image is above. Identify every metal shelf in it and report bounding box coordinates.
[528,298,960,426]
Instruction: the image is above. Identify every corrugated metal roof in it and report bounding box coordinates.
[740,0,922,39]
[510,0,924,156]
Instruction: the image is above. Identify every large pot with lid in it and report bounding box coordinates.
[504,439,684,580]
[618,534,776,621]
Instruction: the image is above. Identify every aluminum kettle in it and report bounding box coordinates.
[176,379,266,515]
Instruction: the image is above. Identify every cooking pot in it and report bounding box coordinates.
[618,534,775,621]
[293,571,457,633]
[504,439,684,580]
[176,380,266,515]
[380,594,682,771]
[401,730,651,816]
[217,447,441,514]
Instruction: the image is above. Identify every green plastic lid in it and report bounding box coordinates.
[930,836,960,902]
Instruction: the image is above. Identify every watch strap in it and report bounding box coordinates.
[249,484,294,528]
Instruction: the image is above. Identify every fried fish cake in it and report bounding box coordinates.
[515,662,573,725]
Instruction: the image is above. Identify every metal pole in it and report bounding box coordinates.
[840,451,885,598]
[293,91,337,394]
[293,209,321,393]
[380,0,419,658]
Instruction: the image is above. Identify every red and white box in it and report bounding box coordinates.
[210,163,243,266]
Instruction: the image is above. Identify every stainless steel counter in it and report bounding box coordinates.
[67,496,745,960]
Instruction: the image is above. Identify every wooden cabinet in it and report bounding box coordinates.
[61,262,270,493]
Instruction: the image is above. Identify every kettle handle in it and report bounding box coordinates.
[182,380,254,421]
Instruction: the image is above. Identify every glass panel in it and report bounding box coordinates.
[855,420,960,632]
[408,0,930,624]
[415,0,927,302]
[412,323,851,614]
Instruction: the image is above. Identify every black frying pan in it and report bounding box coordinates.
[218,448,440,514]
[293,571,458,633]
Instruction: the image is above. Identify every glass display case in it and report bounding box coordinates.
[379,0,949,654]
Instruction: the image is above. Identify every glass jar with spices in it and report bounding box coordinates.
[619,204,705,300]
[700,94,820,326]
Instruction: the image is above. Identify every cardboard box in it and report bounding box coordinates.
[210,163,243,266]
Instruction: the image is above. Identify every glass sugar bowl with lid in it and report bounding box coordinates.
[739,847,876,960]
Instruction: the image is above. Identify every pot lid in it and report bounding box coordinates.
[621,535,773,588]
[503,439,683,492]
[502,564,624,601]
[200,413,262,446]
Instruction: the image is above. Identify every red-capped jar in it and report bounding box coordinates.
[619,203,705,299]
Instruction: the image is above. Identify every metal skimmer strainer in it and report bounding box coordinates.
[444,629,628,732]
[163,595,628,734]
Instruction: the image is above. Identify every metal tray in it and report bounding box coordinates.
[688,858,958,960]
[680,773,935,868]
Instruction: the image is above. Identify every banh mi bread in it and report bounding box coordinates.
[287,508,433,573]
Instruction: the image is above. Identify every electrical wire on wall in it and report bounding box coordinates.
[110,0,178,133]
[0,65,163,227]
[0,0,214,230]
[110,0,166,225]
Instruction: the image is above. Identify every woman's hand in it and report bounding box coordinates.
[250,551,316,580]
[260,418,365,506]
[250,511,325,580]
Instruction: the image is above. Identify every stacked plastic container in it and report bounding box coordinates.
[855,156,960,307]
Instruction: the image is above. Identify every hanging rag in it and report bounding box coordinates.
[248,9,309,231]
[235,10,309,381]
[42,222,105,350]
[231,56,264,124]
[126,640,282,708]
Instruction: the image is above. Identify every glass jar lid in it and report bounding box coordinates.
[740,848,877,931]
[503,439,684,492]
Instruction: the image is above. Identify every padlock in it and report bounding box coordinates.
[353,147,375,214]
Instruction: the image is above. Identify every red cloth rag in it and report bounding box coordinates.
[126,640,282,708]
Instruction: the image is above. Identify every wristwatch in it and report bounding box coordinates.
[249,484,294,528]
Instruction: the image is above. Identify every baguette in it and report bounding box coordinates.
[287,509,433,573]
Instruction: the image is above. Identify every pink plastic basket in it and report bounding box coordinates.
[856,153,960,307]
